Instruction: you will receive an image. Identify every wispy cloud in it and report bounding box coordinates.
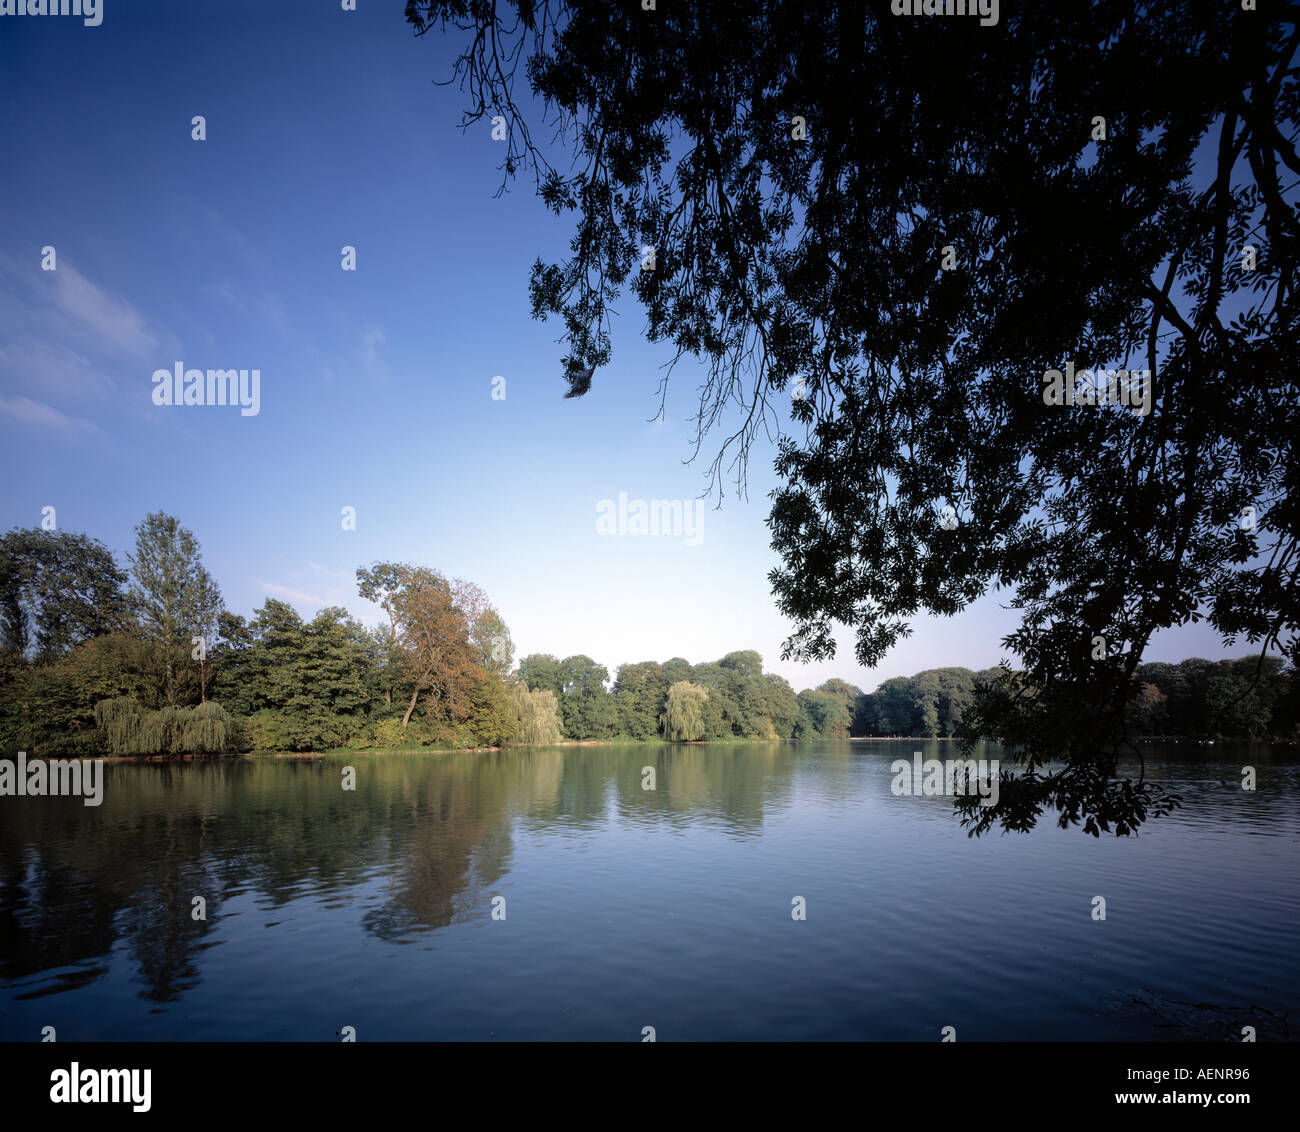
[0,255,158,430]
[256,580,332,606]
[361,327,387,380]
[50,264,155,355]
[0,394,105,437]
[0,340,117,399]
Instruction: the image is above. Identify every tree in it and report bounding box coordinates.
[509,680,563,745]
[95,698,233,756]
[910,671,942,738]
[413,2,1299,834]
[0,631,154,756]
[660,657,693,688]
[660,681,709,742]
[472,606,515,679]
[558,654,615,739]
[518,653,564,699]
[690,661,742,737]
[932,668,977,737]
[797,689,852,740]
[356,562,408,707]
[379,565,483,732]
[462,669,517,747]
[719,650,764,682]
[1126,681,1168,736]
[128,513,222,708]
[613,660,665,739]
[207,600,370,751]
[280,608,372,750]
[762,673,799,740]
[209,611,256,715]
[873,678,923,736]
[192,569,222,703]
[817,678,863,733]
[0,527,132,659]
[1204,656,1286,737]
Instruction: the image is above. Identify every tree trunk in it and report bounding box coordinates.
[401,686,420,730]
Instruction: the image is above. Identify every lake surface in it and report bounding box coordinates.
[1,741,1297,1041]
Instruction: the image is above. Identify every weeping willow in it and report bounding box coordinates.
[94,697,144,754]
[95,698,232,754]
[508,682,563,746]
[659,681,709,742]
[184,702,230,753]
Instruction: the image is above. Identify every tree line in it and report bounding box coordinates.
[2,518,1295,756]
[852,660,1299,742]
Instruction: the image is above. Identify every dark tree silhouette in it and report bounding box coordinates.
[0,528,133,660]
[409,0,1300,834]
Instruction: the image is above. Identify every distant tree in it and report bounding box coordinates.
[462,670,517,747]
[851,691,876,737]
[356,562,407,707]
[385,566,483,732]
[873,678,922,736]
[796,689,852,740]
[1270,664,1300,741]
[95,698,232,756]
[0,527,132,659]
[762,672,799,739]
[280,608,372,750]
[518,653,564,699]
[817,678,861,712]
[719,650,764,682]
[660,681,709,742]
[559,654,615,739]
[193,569,222,703]
[1125,681,1169,736]
[128,513,222,708]
[793,695,818,741]
[240,599,307,715]
[0,631,154,756]
[613,660,665,739]
[660,657,693,687]
[1204,657,1287,737]
[911,672,943,738]
[690,661,742,737]
[509,681,563,745]
[933,669,977,737]
[472,606,515,679]
[208,601,370,751]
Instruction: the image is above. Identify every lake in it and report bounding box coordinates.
[1,741,1296,1041]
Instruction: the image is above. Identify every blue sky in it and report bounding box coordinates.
[0,0,1254,694]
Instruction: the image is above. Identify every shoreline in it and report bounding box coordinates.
[23,732,1286,764]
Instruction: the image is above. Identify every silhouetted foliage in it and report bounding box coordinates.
[412,0,1299,833]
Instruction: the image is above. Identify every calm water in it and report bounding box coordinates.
[1,741,1297,1041]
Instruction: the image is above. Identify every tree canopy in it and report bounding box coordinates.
[410,0,1300,833]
